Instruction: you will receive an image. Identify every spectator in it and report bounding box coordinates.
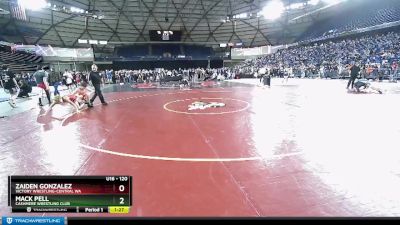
[17,79,32,98]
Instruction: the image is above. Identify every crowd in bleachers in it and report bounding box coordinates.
[4,67,236,95]
[101,68,235,84]
[237,31,400,80]
[299,0,400,42]
[2,67,235,92]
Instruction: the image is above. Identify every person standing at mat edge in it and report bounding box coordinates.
[0,65,20,108]
[89,64,107,106]
[347,62,361,89]
[259,67,271,88]
[34,66,52,106]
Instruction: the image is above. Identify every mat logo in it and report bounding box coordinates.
[6,217,13,224]
[188,101,225,111]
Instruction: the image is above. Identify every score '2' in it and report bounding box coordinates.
[119,185,125,205]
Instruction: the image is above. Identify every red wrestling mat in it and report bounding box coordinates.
[2,83,400,217]
[201,81,219,87]
[132,83,158,89]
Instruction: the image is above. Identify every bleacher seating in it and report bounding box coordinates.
[151,44,181,57]
[112,44,214,60]
[0,63,38,73]
[116,45,149,58]
[298,0,400,42]
[0,51,43,64]
[0,47,43,73]
[183,45,213,59]
[237,31,400,81]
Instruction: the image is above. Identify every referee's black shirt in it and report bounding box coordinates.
[350,65,360,77]
[89,71,102,85]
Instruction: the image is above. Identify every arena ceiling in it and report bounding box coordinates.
[0,0,336,52]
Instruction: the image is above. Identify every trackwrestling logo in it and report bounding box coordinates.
[188,101,226,111]
[2,217,64,225]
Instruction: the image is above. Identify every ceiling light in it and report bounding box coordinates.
[260,0,284,20]
[309,0,320,5]
[322,0,346,5]
[289,3,305,10]
[18,0,47,11]
[234,13,248,19]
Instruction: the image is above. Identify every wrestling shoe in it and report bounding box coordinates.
[86,102,94,108]
[102,102,108,106]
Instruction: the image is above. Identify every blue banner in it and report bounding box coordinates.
[2,217,64,225]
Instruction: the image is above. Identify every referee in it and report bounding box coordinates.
[347,62,361,89]
[89,64,107,106]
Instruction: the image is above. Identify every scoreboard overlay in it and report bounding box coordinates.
[8,176,132,214]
